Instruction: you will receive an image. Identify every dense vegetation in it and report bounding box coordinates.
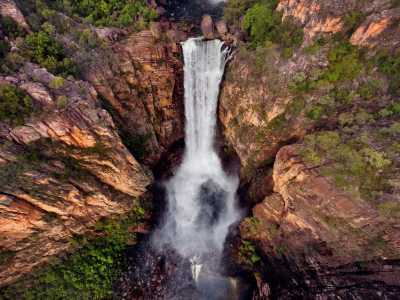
[19,0,157,31]
[25,31,80,77]
[0,84,34,126]
[0,198,151,300]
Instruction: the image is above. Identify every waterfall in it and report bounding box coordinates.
[158,38,240,259]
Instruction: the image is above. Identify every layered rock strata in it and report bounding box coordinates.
[240,144,400,298]
[81,29,185,167]
[0,0,30,31]
[0,66,153,286]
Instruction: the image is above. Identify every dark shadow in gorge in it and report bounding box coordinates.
[163,0,226,23]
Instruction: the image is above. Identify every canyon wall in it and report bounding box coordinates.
[81,29,185,167]
[239,143,400,298]
[0,65,153,286]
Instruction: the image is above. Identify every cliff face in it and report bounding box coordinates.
[277,0,400,48]
[350,7,400,49]
[239,144,400,298]
[0,65,152,286]
[0,0,29,31]
[81,29,184,167]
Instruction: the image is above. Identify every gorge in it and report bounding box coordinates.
[1,0,400,299]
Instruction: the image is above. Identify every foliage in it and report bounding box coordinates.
[307,106,322,120]
[302,117,397,202]
[56,95,68,108]
[341,11,366,34]
[0,84,34,126]
[223,0,250,25]
[378,201,400,218]
[376,48,400,94]
[18,0,156,30]
[244,3,302,50]
[25,31,80,77]
[1,199,151,300]
[286,98,305,114]
[267,113,286,130]
[325,40,361,83]
[49,77,68,90]
[0,17,27,39]
[70,0,157,28]
[358,78,384,100]
[330,87,354,104]
[389,103,400,114]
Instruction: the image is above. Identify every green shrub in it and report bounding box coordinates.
[1,17,27,39]
[342,11,366,34]
[0,84,34,126]
[358,78,384,100]
[378,201,400,218]
[243,1,302,50]
[128,133,152,163]
[307,106,322,120]
[282,47,293,59]
[230,117,239,127]
[325,40,361,82]
[287,98,305,114]
[319,94,334,106]
[49,77,68,89]
[2,200,150,300]
[315,131,339,150]
[25,31,80,77]
[359,148,391,168]
[389,103,400,114]
[268,113,286,130]
[223,0,250,25]
[371,236,387,252]
[56,95,68,108]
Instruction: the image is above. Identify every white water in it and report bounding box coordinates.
[158,38,240,259]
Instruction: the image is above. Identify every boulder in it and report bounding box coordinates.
[201,14,217,40]
[33,68,56,84]
[11,126,41,145]
[171,23,178,30]
[160,0,167,4]
[150,22,162,39]
[233,30,245,43]
[215,20,228,36]
[149,0,157,9]
[93,27,127,43]
[166,30,187,44]
[160,21,170,32]
[156,6,165,16]
[19,83,54,105]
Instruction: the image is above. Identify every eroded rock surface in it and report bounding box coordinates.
[0,67,152,286]
[240,144,400,298]
[81,30,185,167]
[0,0,30,31]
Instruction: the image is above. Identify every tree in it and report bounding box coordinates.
[0,84,33,126]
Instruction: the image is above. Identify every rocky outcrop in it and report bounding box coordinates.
[80,30,185,167]
[0,66,153,286]
[350,8,400,49]
[0,0,30,31]
[219,45,332,172]
[201,14,218,40]
[240,144,400,298]
[276,0,347,44]
[276,0,399,47]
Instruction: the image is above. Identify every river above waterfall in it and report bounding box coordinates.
[163,0,226,22]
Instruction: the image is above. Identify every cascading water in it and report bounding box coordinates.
[155,37,240,297]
